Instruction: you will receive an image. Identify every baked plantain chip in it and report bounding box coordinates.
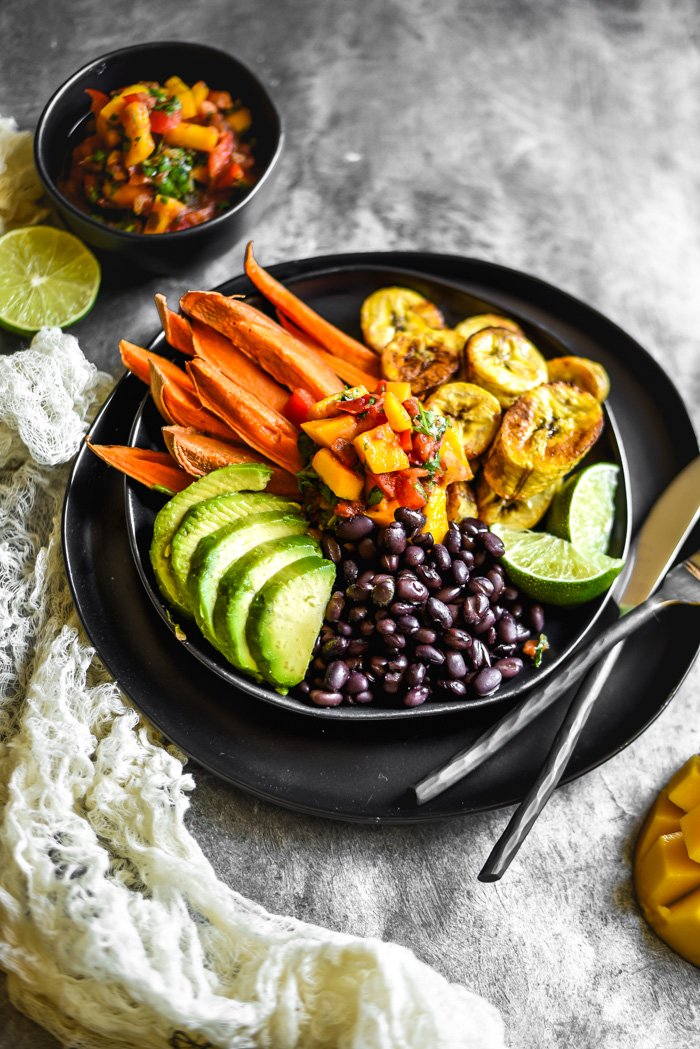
[546,356,610,402]
[361,287,445,352]
[475,473,557,530]
[426,381,502,462]
[466,327,548,408]
[455,313,522,342]
[484,382,604,500]
[446,480,479,523]
[382,329,461,396]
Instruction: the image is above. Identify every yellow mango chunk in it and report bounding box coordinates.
[637,793,684,860]
[367,496,402,526]
[635,831,700,908]
[440,427,473,485]
[384,391,412,432]
[385,380,412,402]
[301,415,359,448]
[191,80,209,110]
[422,485,448,544]
[681,803,700,863]
[667,755,700,811]
[165,76,197,119]
[96,94,125,146]
[353,423,410,474]
[311,448,363,501]
[308,386,368,420]
[144,196,186,234]
[228,107,252,134]
[164,122,219,153]
[122,101,155,168]
[655,887,700,968]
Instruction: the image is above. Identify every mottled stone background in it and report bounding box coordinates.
[1,0,699,1046]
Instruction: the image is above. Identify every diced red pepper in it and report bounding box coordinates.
[207,89,234,110]
[85,89,109,114]
[367,471,398,498]
[123,91,154,109]
[208,129,234,181]
[215,159,245,189]
[413,432,438,462]
[399,429,413,452]
[395,470,428,509]
[337,394,373,415]
[149,108,182,134]
[335,500,365,518]
[404,398,421,418]
[282,387,315,427]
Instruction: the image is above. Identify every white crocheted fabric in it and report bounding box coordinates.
[0,329,506,1049]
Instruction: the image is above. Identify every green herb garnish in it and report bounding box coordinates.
[532,633,549,668]
[413,403,447,440]
[367,486,383,507]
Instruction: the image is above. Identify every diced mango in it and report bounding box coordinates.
[164,122,219,153]
[144,196,186,234]
[191,80,209,110]
[635,831,700,908]
[96,94,126,146]
[385,381,411,402]
[301,415,359,448]
[439,427,473,486]
[384,391,412,432]
[311,448,363,501]
[228,107,252,134]
[422,485,448,543]
[367,496,402,526]
[165,76,197,118]
[667,756,700,811]
[656,887,700,967]
[308,386,368,420]
[122,101,155,168]
[353,423,410,474]
[637,793,684,860]
[681,803,700,863]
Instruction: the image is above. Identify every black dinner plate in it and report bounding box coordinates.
[63,252,700,823]
[124,266,630,720]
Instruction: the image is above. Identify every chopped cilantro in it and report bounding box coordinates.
[153,94,182,114]
[142,146,194,201]
[533,633,549,668]
[297,431,317,466]
[85,183,99,204]
[413,403,447,440]
[367,486,383,507]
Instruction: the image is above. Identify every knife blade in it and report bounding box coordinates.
[412,454,700,806]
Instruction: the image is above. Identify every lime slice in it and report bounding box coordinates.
[493,525,625,606]
[0,226,100,333]
[546,462,620,558]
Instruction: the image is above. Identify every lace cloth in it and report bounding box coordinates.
[0,327,505,1049]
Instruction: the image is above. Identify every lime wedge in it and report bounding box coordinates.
[0,226,100,334]
[546,462,620,558]
[493,525,625,606]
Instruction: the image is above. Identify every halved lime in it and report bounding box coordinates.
[546,462,620,558]
[0,226,100,334]
[493,525,625,606]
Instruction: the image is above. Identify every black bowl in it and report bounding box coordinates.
[34,41,283,275]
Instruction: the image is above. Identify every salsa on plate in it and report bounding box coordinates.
[58,76,256,233]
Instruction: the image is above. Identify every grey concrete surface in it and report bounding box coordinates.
[1,0,700,1046]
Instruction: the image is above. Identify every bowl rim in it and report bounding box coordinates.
[33,39,284,242]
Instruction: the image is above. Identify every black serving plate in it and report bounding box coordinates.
[63,252,700,823]
[125,266,630,720]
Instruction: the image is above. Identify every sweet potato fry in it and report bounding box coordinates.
[155,293,195,355]
[187,358,302,473]
[149,360,236,440]
[276,311,380,389]
[180,290,344,400]
[244,242,380,373]
[162,425,299,497]
[86,441,190,494]
[120,339,192,390]
[190,318,289,411]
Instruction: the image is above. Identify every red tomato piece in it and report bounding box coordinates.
[215,159,245,189]
[85,89,109,114]
[283,387,315,427]
[337,394,373,415]
[403,398,421,418]
[171,203,217,230]
[367,471,398,499]
[335,500,365,518]
[149,108,182,134]
[413,432,438,462]
[123,91,154,109]
[208,130,234,181]
[207,90,234,110]
[395,469,428,509]
[399,429,413,452]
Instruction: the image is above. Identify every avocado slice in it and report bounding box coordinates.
[213,533,320,674]
[170,491,298,605]
[246,555,336,691]
[150,463,272,617]
[188,512,309,643]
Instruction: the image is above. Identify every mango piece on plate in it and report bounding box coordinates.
[635,755,700,967]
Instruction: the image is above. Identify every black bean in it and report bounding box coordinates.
[493,643,516,657]
[403,544,426,568]
[487,570,504,599]
[325,592,345,622]
[482,531,505,558]
[501,586,518,603]
[468,576,494,598]
[377,617,397,636]
[298,681,310,695]
[460,535,476,552]
[382,522,408,554]
[510,602,524,619]
[396,577,429,604]
[342,560,359,584]
[447,603,461,620]
[446,651,467,679]
[426,597,454,629]
[473,609,496,635]
[379,552,400,572]
[451,559,469,586]
[473,550,487,568]
[321,535,342,563]
[433,544,451,572]
[358,537,376,560]
[458,549,475,567]
[397,614,420,634]
[372,577,396,606]
[404,686,430,707]
[383,670,404,694]
[495,657,524,679]
[415,564,442,590]
[348,606,368,624]
[415,644,445,665]
[324,661,350,691]
[353,690,374,704]
[436,584,461,604]
[395,507,427,532]
[370,655,388,677]
[346,671,369,693]
[444,627,472,650]
[310,689,343,707]
[415,626,437,644]
[472,667,503,696]
[405,662,427,686]
[337,515,374,541]
[445,523,462,556]
[385,633,407,650]
[529,604,545,633]
[515,624,531,642]
[490,563,505,577]
[346,581,370,601]
[497,615,518,644]
[347,639,368,656]
[468,638,490,670]
[337,622,353,637]
[313,657,326,672]
[322,637,348,659]
[390,601,415,617]
[462,519,481,536]
[388,652,409,670]
[492,605,504,621]
[360,621,376,637]
[464,593,490,622]
[436,679,467,697]
[413,530,433,548]
[485,626,497,646]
